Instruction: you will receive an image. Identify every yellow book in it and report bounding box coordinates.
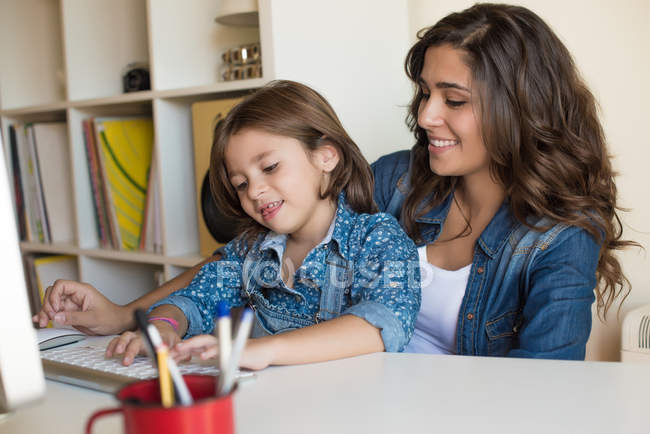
[32,255,79,328]
[95,118,154,251]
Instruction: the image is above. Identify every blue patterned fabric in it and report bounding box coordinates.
[151,193,421,352]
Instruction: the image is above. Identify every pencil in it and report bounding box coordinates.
[147,324,176,407]
[219,308,254,396]
[215,301,232,395]
[156,344,174,407]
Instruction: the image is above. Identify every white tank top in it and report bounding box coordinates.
[405,245,471,354]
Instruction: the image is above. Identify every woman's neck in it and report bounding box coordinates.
[456,171,505,220]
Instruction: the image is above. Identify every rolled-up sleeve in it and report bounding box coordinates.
[149,236,249,338]
[344,217,421,352]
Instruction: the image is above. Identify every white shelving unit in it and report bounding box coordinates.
[0,0,412,304]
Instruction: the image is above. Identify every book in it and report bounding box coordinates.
[32,123,75,243]
[191,98,242,257]
[33,255,79,306]
[139,150,162,253]
[22,254,40,316]
[15,124,40,242]
[93,120,120,249]
[8,125,26,240]
[82,119,110,248]
[21,254,79,322]
[26,125,51,243]
[94,117,154,251]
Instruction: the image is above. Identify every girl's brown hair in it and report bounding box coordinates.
[403,3,637,318]
[210,80,376,240]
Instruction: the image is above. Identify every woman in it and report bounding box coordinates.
[34,4,635,360]
[372,3,634,359]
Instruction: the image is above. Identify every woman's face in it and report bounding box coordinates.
[417,44,490,180]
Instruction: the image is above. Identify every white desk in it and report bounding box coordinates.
[2,345,649,434]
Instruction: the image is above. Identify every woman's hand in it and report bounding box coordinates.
[171,335,276,371]
[106,322,180,366]
[33,280,130,335]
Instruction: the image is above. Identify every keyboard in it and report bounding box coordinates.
[41,344,254,393]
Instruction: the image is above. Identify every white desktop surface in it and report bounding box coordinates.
[1,336,648,434]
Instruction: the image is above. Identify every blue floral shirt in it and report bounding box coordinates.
[151,193,421,352]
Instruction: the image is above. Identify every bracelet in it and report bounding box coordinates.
[148,316,179,331]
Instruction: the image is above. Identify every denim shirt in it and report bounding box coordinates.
[372,150,599,360]
[152,193,421,352]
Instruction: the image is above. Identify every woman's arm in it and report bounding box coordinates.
[508,227,599,360]
[34,254,220,335]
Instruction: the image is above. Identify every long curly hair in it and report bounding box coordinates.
[403,3,637,318]
[210,80,376,242]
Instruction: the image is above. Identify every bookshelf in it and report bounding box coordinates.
[0,0,412,305]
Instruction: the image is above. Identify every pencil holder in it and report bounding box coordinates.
[85,375,234,434]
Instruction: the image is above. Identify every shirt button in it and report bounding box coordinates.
[295,295,301,302]
[466,313,474,320]
[477,266,484,274]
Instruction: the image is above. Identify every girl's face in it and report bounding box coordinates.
[417,44,490,181]
[225,128,338,240]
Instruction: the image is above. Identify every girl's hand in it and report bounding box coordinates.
[105,322,179,366]
[171,336,277,371]
[238,338,276,371]
[171,335,219,363]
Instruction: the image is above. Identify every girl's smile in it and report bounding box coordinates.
[260,200,284,220]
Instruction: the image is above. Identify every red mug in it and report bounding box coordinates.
[86,375,234,434]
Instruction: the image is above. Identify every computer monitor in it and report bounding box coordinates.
[0,131,46,412]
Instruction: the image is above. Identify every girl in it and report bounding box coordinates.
[373,3,637,359]
[108,80,421,369]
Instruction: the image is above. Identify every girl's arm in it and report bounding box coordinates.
[173,314,384,370]
[245,314,384,369]
[106,304,188,365]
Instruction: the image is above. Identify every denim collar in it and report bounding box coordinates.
[414,191,517,259]
[258,192,351,260]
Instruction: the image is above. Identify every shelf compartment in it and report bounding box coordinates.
[147,0,261,91]
[67,104,154,251]
[152,98,198,257]
[0,0,66,110]
[61,0,149,101]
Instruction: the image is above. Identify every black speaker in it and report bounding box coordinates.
[122,63,150,92]
[200,171,239,244]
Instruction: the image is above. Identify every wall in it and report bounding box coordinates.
[407,0,650,360]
